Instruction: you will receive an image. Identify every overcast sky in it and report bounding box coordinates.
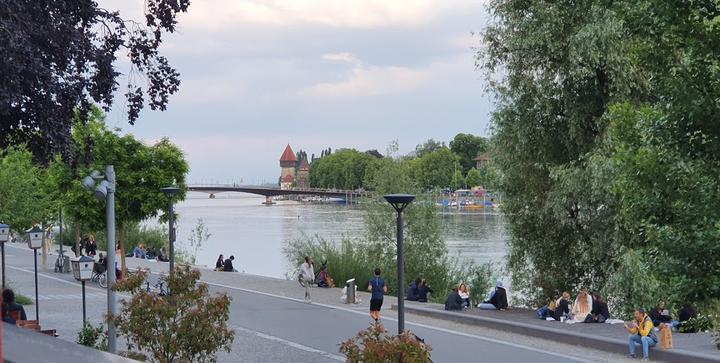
[101,0,494,184]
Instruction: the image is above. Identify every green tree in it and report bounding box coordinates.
[112,266,234,362]
[0,147,53,229]
[450,133,487,174]
[49,108,189,261]
[481,0,720,309]
[310,149,376,189]
[414,139,446,158]
[465,168,482,188]
[411,148,457,190]
[451,168,466,190]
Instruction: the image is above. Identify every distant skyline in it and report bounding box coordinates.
[100,0,494,183]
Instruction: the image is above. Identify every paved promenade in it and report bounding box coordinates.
[2,243,648,362]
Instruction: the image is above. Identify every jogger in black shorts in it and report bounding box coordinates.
[368,268,387,322]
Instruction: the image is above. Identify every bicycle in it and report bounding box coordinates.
[91,262,107,288]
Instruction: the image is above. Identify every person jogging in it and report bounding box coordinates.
[299,256,314,303]
[367,268,387,323]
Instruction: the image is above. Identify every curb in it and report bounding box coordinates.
[392,304,720,363]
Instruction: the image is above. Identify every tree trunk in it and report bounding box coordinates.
[74,223,82,257]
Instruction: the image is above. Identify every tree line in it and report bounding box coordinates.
[309,133,500,191]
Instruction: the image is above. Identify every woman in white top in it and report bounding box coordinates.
[571,289,593,322]
[458,283,470,308]
[299,256,314,303]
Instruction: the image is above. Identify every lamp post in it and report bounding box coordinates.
[27,225,44,321]
[82,166,117,354]
[161,186,180,275]
[383,194,415,334]
[72,255,94,324]
[0,223,9,288]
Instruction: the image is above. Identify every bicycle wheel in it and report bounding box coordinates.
[99,272,107,288]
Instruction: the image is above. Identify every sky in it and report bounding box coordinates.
[100,0,494,184]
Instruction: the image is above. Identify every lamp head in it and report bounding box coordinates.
[82,176,95,190]
[94,180,109,201]
[384,194,416,213]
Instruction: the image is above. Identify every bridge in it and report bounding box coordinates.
[187,184,371,204]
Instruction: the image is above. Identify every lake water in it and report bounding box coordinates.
[168,192,508,279]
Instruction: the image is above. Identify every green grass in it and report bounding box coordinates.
[15,293,33,305]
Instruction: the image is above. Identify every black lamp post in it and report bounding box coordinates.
[383,194,415,333]
[27,225,44,321]
[161,186,181,275]
[0,223,9,289]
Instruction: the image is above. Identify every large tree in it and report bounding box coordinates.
[449,133,488,174]
[49,107,188,262]
[0,147,53,230]
[482,0,720,310]
[309,149,376,189]
[0,0,190,163]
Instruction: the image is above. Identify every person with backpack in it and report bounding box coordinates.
[626,308,658,360]
[367,268,387,322]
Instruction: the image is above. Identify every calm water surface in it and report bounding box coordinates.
[165,193,508,279]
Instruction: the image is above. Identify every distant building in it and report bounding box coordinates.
[474,152,492,169]
[279,144,297,190]
[296,157,310,189]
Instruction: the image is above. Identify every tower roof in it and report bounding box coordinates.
[299,158,310,170]
[280,144,297,162]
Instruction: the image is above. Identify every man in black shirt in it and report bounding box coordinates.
[223,256,235,272]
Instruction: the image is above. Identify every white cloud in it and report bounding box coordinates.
[321,52,358,63]
[177,0,479,31]
[302,63,429,98]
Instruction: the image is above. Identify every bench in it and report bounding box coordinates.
[9,311,58,337]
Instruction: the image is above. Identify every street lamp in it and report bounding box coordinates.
[83,166,117,354]
[383,194,415,334]
[0,223,9,288]
[161,186,180,275]
[72,255,95,324]
[26,225,43,321]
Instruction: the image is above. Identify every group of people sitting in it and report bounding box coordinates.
[215,254,236,272]
[131,244,169,262]
[406,278,434,303]
[445,280,509,311]
[536,288,610,323]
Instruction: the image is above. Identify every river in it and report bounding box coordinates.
[168,192,508,279]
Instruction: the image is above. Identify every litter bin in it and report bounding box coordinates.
[345,278,356,304]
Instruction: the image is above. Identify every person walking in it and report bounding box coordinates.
[367,268,387,323]
[299,256,314,303]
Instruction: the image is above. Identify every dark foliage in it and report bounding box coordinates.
[0,0,190,163]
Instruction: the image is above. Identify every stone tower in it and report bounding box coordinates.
[297,157,310,189]
[279,144,297,190]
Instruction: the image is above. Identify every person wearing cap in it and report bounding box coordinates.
[478,280,509,310]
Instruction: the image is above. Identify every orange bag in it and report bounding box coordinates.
[660,324,673,349]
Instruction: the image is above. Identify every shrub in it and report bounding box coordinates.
[76,322,108,351]
[111,266,235,362]
[15,293,33,306]
[679,314,716,333]
[339,324,432,363]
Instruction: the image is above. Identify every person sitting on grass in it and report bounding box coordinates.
[418,279,433,303]
[649,300,672,327]
[589,293,610,323]
[478,281,508,310]
[2,289,27,321]
[458,283,471,309]
[406,278,421,301]
[444,288,463,311]
[626,308,658,361]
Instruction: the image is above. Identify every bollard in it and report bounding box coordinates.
[346,278,356,304]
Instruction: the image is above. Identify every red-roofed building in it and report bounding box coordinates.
[280,144,297,189]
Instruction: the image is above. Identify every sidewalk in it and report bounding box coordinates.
[391,300,720,363]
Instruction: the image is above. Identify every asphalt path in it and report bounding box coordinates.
[2,244,586,362]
